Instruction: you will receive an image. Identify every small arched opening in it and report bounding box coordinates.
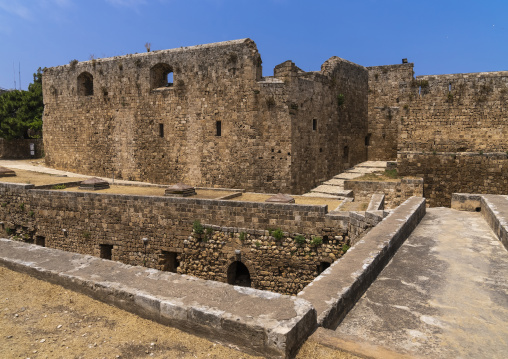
[77,72,94,96]
[227,261,251,287]
[150,63,173,89]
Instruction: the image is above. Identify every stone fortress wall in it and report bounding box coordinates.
[0,182,383,295]
[42,39,368,195]
[367,64,508,206]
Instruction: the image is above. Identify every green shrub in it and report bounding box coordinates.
[311,236,323,246]
[271,228,284,241]
[384,169,398,179]
[239,232,246,241]
[192,220,204,235]
[52,184,66,190]
[337,93,345,107]
[6,227,13,235]
[342,244,350,253]
[29,210,35,217]
[19,202,24,210]
[294,235,306,245]
[255,241,261,248]
[1,202,7,208]
[82,231,91,239]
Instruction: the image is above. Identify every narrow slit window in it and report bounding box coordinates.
[448,83,452,92]
[216,120,222,136]
[343,146,349,159]
[365,133,371,146]
[167,72,173,87]
[312,119,317,131]
[159,123,164,138]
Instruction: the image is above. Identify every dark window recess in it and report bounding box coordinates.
[150,63,173,89]
[449,83,452,92]
[343,146,349,159]
[161,251,179,273]
[323,235,329,244]
[227,261,251,287]
[159,123,164,138]
[216,120,222,136]
[365,133,371,146]
[100,244,113,260]
[266,175,273,182]
[77,72,93,96]
[319,148,323,153]
[317,262,330,275]
[312,119,317,131]
[35,236,45,247]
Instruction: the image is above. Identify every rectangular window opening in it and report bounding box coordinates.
[159,123,164,138]
[100,244,113,260]
[312,119,317,131]
[161,251,180,273]
[216,120,222,136]
[35,236,45,247]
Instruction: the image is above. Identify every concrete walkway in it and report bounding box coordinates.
[304,161,388,198]
[316,207,508,358]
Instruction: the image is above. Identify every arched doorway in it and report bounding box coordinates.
[227,261,251,287]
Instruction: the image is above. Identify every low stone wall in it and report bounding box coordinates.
[0,239,316,359]
[344,178,423,208]
[298,196,426,328]
[398,151,508,207]
[0,138,43,159]
[0,182,378,295]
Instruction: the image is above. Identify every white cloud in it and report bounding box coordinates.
[0,1,33,20]
[0,0,72,21]
[106,0,147,7]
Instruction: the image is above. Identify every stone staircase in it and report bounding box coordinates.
[303,161,388,199]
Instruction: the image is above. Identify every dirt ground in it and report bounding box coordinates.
[0,267,358,359]
[0,169,86,186]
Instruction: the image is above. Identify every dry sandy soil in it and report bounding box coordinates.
[0,267,358,359]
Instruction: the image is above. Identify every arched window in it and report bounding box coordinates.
[77,72,93,96]
[150,63,173,89]
[227,261,251,287]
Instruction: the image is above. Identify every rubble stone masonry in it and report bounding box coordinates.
[0,183,371,295]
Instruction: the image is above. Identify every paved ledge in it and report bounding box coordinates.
[297,196,425,329]
[0,239,316,359]
[481,194,508,251]
[451,193,508,251]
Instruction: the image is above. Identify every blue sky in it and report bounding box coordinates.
[1,0,507,90]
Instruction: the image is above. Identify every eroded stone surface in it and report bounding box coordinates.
[329,208,508,358]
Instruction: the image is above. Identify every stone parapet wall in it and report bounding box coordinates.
[344,178,423,209]
[398,152,508,207]
[43,39,368,195]
[0,138,43,159]
[401,71,508,152]
[0,183,378,294]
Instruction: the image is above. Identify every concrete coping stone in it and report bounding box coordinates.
[367,193,385,211]
[297,196,426,329]
[0,239,316,358]
[479,194,508,251]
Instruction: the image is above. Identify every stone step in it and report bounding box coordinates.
[310,185,353,197]
[354,161,389,168]
[333,172,364,180]
[301,192,347,200]
[322,178,345,186]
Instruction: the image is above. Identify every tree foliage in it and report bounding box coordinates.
[0,68,44,139]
